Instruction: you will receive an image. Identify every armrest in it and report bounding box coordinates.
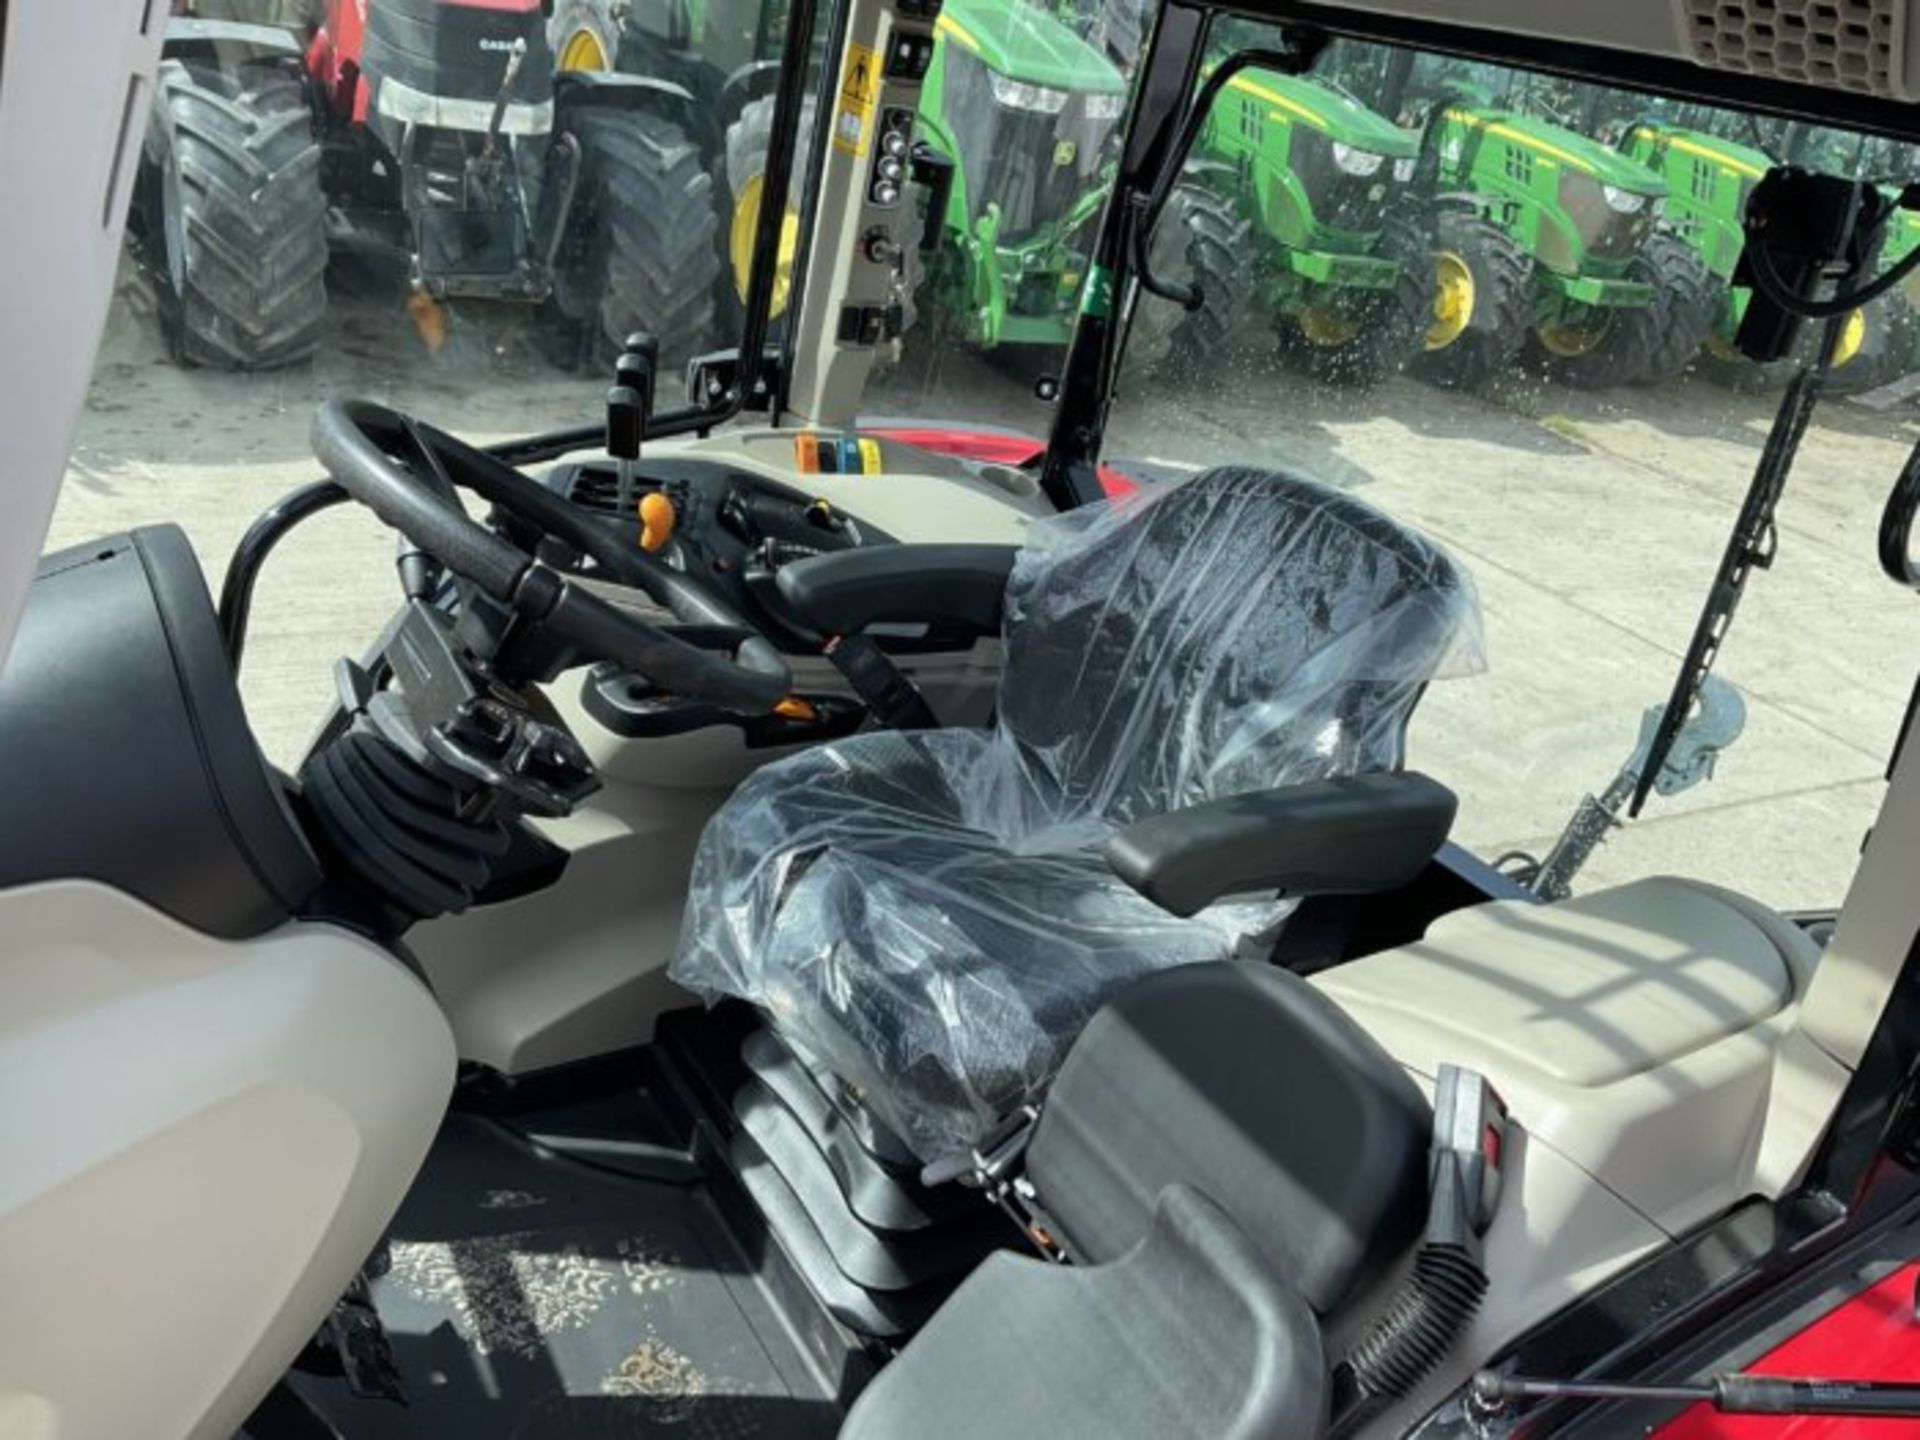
[773,544,1018,636]
[1104,771,1458,918]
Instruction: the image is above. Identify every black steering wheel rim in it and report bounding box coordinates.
[310,398,792,713]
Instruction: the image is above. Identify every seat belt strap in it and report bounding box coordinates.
[823,634,940,731]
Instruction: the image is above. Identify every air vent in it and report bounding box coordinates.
[567,466,624,515]
[1676,0,1904,98]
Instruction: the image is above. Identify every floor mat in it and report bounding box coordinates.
[287,1114,845,1440]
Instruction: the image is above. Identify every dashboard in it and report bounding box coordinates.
[535,428,1053,747]
[538,427,1051,651]
[543,454,894,649]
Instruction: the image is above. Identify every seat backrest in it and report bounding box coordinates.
[992,467,1480,833]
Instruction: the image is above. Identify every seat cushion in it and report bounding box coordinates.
[838,1186,1329,1440]
[671,729,1278,1164]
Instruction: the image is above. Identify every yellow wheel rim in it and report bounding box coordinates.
[1833,307,1867,368]
[1535,318,1611,357]
[558,27,610,72]
[730,175,800,317]
[1705,332,1744,361]
[1426,251,1474,351]
[1297,305,1363,347]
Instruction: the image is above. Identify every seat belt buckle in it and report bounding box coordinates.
[963,1106,1067,1262]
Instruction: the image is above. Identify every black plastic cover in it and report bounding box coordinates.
[773,544,1017,636]
[839,1185,1329,1440]
[1105,770,1458,917]
[0,527,322,936]
[1028,961,1429,1319]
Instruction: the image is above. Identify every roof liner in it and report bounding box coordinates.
[1235,0,1920,142]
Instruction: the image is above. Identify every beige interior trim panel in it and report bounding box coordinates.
[0,882,455,1440]
[1318,876,1816,1235]
[1315,875,1826,1429]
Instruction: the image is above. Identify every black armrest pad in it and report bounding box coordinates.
[774,544,1018,636]
[1105,772,1458,917]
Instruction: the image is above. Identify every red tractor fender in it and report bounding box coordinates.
[311,0,368,123]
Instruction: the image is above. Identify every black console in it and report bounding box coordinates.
[0,527,322,938]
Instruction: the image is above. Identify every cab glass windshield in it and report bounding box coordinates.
[1094,22,1920,909]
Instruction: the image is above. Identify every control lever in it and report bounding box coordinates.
[908,141,954,255]
[617,331,659,424]
[605,387,642,462]
[606,332,659,516]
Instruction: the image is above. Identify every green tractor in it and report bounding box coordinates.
[1620,113,1920,395]
[1144,65,1433,386]
[908,0,1129,351]
[1407,91,1716,390]
[552,0,1127,364]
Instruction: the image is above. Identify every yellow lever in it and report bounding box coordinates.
[638,491,675,553]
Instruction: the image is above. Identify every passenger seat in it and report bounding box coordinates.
[839,962,1433,1440]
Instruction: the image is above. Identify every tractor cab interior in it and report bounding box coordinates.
[9,1,1920,1439]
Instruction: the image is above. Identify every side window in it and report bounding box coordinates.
[1115,27,1918,910]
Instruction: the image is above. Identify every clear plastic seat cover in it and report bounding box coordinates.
[670,467,1484,1164]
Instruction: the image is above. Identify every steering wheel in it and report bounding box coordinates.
[311,398,792,713]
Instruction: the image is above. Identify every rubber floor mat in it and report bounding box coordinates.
[287,1113,845,1439]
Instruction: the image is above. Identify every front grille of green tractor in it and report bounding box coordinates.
[941,44,1118,244]
[1285,126,1417,241]
[1546,169,1656,272]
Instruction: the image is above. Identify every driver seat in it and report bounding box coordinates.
[670,467,1481,1164]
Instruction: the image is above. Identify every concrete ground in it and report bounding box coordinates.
[47,280,1920,914]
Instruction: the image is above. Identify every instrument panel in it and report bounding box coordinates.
[539,426,1052,648]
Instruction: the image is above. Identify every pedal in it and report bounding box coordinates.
[298,1268,408,1405]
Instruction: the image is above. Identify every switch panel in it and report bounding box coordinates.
[884,28,936,80]
[788,0,943,424]
[867,108,915,207]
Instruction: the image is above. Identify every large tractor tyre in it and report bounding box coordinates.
[137,58,328,371]
[1126,179,1258,379]
[1819,294,1919,396]
[1699,296,1912,395]
[725,94,818,337]
[1408,212,1531,391]
[1532,234,1717,389]
[549,0,623,72]
[556,107,722,376]
[1284,207,1437,387]
[1696,332,1788,394]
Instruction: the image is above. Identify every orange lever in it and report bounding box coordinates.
[638,491,676,553]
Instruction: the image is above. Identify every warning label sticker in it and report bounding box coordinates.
[833,43,880,156]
